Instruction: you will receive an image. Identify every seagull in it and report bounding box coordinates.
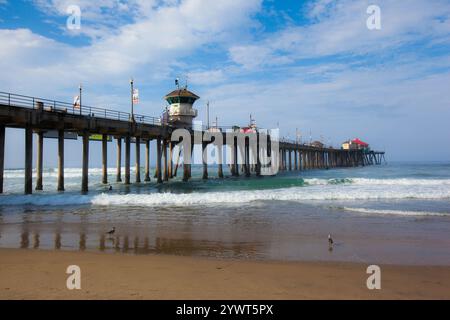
[107,227,116,236]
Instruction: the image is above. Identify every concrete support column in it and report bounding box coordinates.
[163,140,168,182]
[81,133,89,194]
[244,141,250,177]
[288,149,292,171]
[169,141,173,179]
[280,149,284,170]
[145,139,150,182]
[298,151,301,170]
[57,130,64,191]
[125,136,131,185]
[116,138,122,182]
[35,131,43,191]
[102,134,108,184]
[308,151,312,169]
[135,137,141,183]
[0,125,5,194]
[312,151,315,169]
[255,135,261,177]
[183,163,190,181]
[24,127,33,195]
[231,139,238,176]
[217,144,224,178]
[182,142,190,182]
[156,137,163,183]
[202,142,208,180]
[294,149,298,170]
[284,149,288,170]
[279,149,283,171]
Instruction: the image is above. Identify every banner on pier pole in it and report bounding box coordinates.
[73,95,81,109]
[132,89,139,105]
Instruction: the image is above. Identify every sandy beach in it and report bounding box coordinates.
[1,248,449,300]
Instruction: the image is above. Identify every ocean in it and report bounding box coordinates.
[1,162,449,265]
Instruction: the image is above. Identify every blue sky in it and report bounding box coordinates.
[1,0,450,168]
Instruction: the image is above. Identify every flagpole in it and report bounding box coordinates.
[130,78,134,122]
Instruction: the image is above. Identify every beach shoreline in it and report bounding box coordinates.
[1,248,449,300]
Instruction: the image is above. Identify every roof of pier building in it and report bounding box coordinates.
[164,88,200,104]
[351,138,369,147]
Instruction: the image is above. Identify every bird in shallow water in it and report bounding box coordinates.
[328,234,334,251]
[107,227,116,236]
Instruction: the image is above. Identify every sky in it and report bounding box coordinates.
[0,0,450,169]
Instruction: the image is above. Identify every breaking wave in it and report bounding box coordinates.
[1,182,449,208]
[341,207,450,216]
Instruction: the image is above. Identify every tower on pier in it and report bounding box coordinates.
[163,85,199,128]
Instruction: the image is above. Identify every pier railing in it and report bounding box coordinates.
[0,91,162,126]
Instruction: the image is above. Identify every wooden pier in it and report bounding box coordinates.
[0,91,385,194]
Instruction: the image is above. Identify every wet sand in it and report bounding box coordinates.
[1,248,450,300]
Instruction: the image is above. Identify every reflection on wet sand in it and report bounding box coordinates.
[11,230,260,259]
[99,234,105,251]
[79,233,86,251]
[33,233,39,249]
[55,233,61,250]
[20,231,29,249]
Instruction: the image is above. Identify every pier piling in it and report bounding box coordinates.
[169,141,173,179]
[288,149,292,171]
[135,136,141,183]
[125,136,131,185]
[244,141,250,177]
[35,131,43,191]
[116,138,122,182]
[57,129,64,191]
[24,127,33,195]
[156,137,162,183]
[202,142,208,180]
[0,125,5,194]
[102,134,108,184]
[163,140,168,182]
[218,144,224,178]
[144,139,150,182]
[81,132,89,194]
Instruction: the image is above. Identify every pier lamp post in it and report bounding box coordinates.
[206,101,210,129]
[79,84,82,115]
[130,78,135,122]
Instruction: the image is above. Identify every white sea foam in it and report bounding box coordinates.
[5,184,448,207]
[2,170,450,209]
[342,207,450,217]
[304,178,450,186]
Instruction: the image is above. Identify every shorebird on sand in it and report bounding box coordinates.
[107,227,116,236]
[328,234,334,249]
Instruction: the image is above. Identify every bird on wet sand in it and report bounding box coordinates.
[107,227,116,236]
[328,234,334,250]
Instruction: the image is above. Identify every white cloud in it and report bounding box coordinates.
[229,0,450,69]
[0,0,262,99]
